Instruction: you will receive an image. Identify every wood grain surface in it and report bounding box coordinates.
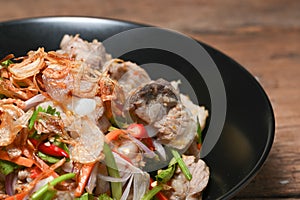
[0,0,299,199]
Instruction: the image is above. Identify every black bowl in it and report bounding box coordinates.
[0,17,275,199]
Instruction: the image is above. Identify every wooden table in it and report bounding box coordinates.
[1,0,299,199]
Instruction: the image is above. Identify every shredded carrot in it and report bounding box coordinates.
[0,151,34,168]
[74,163,96,197]
[0,53,14,63]
[32,154,59,178]
[23,146,59,178]
[105,129,125,142]
[197,143,202,150]
[6,158,66,200]
[11,156,34,168]
[5,191,28,200]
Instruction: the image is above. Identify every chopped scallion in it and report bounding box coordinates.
[197,118,202,144]
[31,173,75,200]
[103,143,122,200]
[141,185,163,200]
[171,149,192,181]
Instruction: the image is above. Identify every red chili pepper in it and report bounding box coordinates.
[29,166,42,179]
[142,137,155,151]
[127,124,155,150]
[29,138,69,158]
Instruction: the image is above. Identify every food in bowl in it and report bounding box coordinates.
[0,35,209,200]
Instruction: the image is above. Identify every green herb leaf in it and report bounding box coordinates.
[156,164,176,183]
[98,194,113,200]
[1,59,13,67]
[29,106,44,129]
[0,159,19,175]
[29,106,60,130]
[109,116,127,129]
[75,192,94,200]
[45,105,60,116]
[156,158,177,183]
[53,138,69,154]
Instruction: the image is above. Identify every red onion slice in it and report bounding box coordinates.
[5,172,17,196]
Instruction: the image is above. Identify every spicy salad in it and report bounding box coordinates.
[0,35,209,200]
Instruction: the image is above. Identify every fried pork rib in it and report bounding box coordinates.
[58,34,111,70]
[123,79,198,149]
[124,79,179,124]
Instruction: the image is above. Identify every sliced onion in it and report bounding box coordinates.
[30,176,54,194]
[113,152,150,200]
[5,173,17,196]
[113,152,140,173]
[61,161,74,173]
[85,162,98,193]
[24,94,46,111]
[97,172,131,183]
[133,171,150,200]
[8,48,45,80]
[120,175,133,200]
[144,125,158,137]
[153,140,167,161]
[127,134,157,159]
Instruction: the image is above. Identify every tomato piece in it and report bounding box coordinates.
[126,123,148,138]
[127,124,155,150]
